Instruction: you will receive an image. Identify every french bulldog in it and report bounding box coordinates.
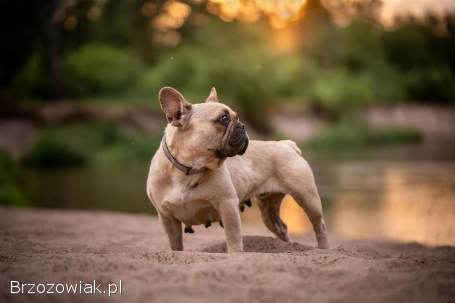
[146,87,329,253]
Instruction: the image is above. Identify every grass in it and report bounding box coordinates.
[304,121,422,149]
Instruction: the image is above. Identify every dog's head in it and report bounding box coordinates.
[159,87,249,159]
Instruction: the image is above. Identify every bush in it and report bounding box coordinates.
[132,45,277,131]
[0,149,28,206]
[12,52,45,98]
[93,134,162,165]
[132,27,410,126]
[64,43,142,96]
[305,121,422,149]
[304,68,376,112]
[23,136,87,169]
[132,48,211,100]
[404,66,455,102]
[24,123,162,168]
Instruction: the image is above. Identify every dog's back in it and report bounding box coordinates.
[225,139,306,201]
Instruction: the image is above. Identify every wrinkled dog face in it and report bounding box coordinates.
[159,87,249,158]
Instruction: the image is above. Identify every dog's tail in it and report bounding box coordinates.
[280,140,302,156]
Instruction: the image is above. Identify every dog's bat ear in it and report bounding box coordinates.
[159,87,192,127]
[206,87,219,103]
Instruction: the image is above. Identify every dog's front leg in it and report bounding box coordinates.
[159,213,183,251]
[218,199,243,253]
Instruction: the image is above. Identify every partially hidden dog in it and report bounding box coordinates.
[146,87,329,253]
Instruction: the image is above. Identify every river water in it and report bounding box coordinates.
[24,143,455,246]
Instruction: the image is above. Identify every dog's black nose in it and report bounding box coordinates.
[236,123,245,130]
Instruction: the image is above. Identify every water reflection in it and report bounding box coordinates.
[25,165,152,214]
[24,144,455,246]
[330,162,455,245]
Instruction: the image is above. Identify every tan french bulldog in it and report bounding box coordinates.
[146,87,329,253]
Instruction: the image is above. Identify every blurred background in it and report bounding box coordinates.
[1,0,454,245]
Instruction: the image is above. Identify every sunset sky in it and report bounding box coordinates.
[381,0,455,23]
[202,0,455,29]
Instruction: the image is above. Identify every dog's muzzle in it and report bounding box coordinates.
[216,121,249,158]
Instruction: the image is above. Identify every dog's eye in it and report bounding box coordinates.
[218,113,230,126]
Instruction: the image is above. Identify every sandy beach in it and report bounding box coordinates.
[0,207,454,303]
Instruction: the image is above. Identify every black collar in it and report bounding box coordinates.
[161,137,206,175]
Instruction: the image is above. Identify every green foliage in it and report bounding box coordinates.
[305,121,422,149]
[25,122,161,168]
[305,68,376,110]
[403,66,455,101]
[63,43,142,96]
[132,41,278,130]
[381,22,455,102]
[23,136,87,169]
[12,52,44,98]
[8,2,455,113]
[93,134,161,165]
[132,49,210,100]
[0,149,28,206]
[130,19,425,123]
[304,67,407,112]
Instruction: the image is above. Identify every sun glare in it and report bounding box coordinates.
[205,0,307,28]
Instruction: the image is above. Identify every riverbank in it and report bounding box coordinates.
[2,103,455,157]
[1,207,454,303]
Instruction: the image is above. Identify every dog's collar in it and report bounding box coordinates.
[161,137,206,175]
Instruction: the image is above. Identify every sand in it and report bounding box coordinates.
[0,207,454,303]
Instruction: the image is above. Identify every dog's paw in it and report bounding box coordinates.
[317,238,330,249]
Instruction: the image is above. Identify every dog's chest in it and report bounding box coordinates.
[163,198,219,226]
[150,171,215,225]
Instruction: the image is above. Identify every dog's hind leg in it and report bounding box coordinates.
[255,193,289,242]
[279,159,329,249]
[290,190,329,249]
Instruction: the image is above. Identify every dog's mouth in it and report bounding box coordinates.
[216,122,249,158]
